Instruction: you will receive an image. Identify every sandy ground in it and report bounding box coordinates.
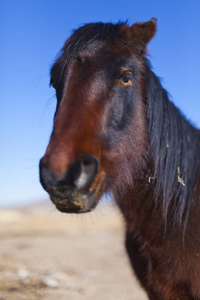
[0,201,148,300]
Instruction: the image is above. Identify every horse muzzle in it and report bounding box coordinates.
[39,155,105,213]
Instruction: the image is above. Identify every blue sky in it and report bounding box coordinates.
[1,0,200,207]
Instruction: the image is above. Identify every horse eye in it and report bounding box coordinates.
[119,72,132,87]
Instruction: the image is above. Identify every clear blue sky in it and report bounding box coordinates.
[1,0,200,207]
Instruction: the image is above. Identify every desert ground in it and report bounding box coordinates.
[0,200,148,300]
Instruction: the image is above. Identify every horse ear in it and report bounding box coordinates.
[121,18,157,55]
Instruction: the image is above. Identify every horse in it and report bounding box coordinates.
[39,18,200,299]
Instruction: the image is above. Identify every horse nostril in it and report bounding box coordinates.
[74,155,99,191]
[39,159,58,191]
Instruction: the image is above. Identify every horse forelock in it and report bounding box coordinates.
[50,22,127,85]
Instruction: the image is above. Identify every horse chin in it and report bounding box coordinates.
[50,189,98,213]
[49,173,105,214]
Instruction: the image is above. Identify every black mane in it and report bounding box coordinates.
[146,66,200,226]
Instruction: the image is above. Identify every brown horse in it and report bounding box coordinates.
[39,19,200,299]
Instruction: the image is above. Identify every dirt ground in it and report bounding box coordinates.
[0,201,148,300]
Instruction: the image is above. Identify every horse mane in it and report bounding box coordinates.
[145,65,200,226]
